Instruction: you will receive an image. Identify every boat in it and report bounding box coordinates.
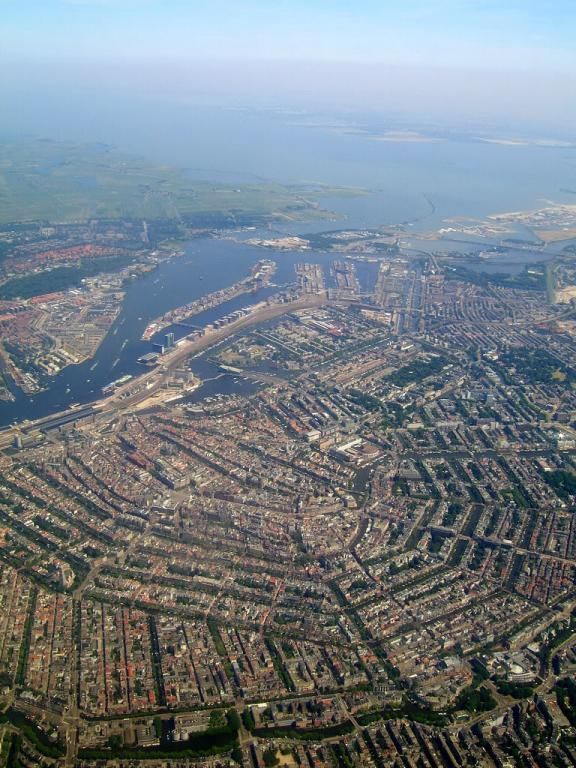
[102,374,133,395]
[219,364,243,374]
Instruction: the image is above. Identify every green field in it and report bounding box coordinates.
[0,140,361,225]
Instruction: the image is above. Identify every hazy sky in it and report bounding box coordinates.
[1,0,575,132]
[2,0,574,69]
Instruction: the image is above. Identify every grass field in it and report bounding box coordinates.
[0,140,361,224]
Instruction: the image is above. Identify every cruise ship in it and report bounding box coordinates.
[102,374,133,396]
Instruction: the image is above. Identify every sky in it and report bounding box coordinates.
[2,0,575,69]
[1,0,575,133]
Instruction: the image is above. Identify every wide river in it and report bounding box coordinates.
[1,105,575,427]
[0,239,378,426]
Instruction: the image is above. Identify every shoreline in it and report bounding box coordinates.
[0,291,331,447]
